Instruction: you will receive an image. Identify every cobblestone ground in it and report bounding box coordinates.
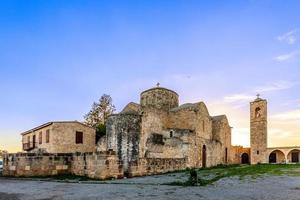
[1,175,300,200]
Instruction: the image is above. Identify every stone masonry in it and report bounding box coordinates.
[250,97,268,164]
[105,85,232,173]
[5,85,299,180]
[21,121,96,153]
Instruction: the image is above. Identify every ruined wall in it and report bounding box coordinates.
[106,114,141,171]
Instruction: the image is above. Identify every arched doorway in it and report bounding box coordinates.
[241,153,249,164]
[287,149,300,163]
[269,153,276,163]
[202,145,206,168]
[269,150,285,163]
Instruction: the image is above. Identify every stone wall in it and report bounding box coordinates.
[139,108,169,158]
[128,157,188,177]
[3,153,72,177]
[51,122,96,153]
[145,128,193,159]
[230,146,251,164]
[106,114,141,172]
[2,151,123,180]
[22,122,96,153]
[105,86,233,172]
[71,151,123,179]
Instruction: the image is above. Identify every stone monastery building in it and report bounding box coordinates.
[104,85,232,170]
[3,85,300,179]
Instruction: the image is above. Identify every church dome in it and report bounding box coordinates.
[140,84,179,111]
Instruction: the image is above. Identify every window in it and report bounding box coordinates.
[152,134,164,145]
[257,150,259,155]
[46,129,50,143]
[39,132,42,144]
[170,131,173,138]
[76,131,83,144]
[255,107,261,118]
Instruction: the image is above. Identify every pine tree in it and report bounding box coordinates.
[84,94,116,141]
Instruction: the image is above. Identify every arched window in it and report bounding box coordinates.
[255,107,261,118]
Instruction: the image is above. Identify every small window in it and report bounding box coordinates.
[76,131,83,144]
[170,131,173,138]
[257,150,259,155]
[39,132,42,144]
[152,134,164,145]
[46,129,50,143]
[255,107,261,118]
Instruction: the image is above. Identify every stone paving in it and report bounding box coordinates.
[1,174,300,200]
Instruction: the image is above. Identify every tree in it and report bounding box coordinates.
[84,94,115,142]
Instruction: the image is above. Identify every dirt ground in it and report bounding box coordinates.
[1,174,300,200]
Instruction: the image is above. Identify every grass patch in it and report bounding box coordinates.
[164,164,300,187]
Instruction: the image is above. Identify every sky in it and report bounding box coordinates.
[0,0,300,152]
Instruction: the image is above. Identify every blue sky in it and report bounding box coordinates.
[1,0,300,152]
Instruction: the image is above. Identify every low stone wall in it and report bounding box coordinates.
[3,152,187,179]
[71,151,123,179]
[3,153,72,177]
[128,157,188,177]
[3,151,123,179]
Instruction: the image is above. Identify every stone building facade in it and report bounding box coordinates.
[105,86,232,172]
[21,121,96,153]
[4,85,300,179]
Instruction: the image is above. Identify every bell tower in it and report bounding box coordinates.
[250,94,268,164]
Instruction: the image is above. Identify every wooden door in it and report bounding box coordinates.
[292,152,299,163]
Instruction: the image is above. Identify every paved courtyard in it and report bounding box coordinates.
[1,174,300,200]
